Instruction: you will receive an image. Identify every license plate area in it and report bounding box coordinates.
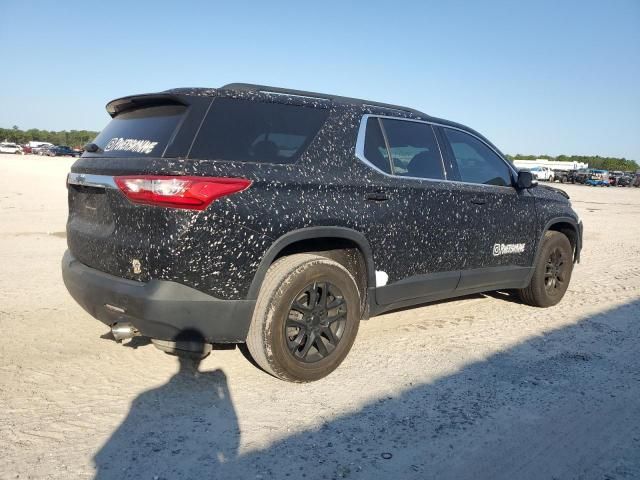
[69,184,114,227]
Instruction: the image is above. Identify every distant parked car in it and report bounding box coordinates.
[585,169,610,186]
[47,145,81,157]
[33,144,53,155]
[529,166,555,182]
[609,171,627,186]
[574,169,589,184]
[0,142,24,154]
[616,174,633,187]
[554,169,580,184]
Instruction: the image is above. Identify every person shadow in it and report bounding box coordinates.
[93,331,239,480]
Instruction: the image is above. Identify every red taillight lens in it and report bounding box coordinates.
[114,176,252,210]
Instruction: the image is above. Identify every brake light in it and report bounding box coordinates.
[114,176,251,210]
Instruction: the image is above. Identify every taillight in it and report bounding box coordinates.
[114,176,251,210]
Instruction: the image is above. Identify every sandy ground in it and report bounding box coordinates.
[0,154,639,480]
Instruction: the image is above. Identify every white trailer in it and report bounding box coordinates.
[513,159,589,170]
[27,141,54,149]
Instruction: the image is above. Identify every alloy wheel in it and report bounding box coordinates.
[544,247,567,293]
[284,281,347,363]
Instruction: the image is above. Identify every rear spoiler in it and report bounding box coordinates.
[105,93,189,117]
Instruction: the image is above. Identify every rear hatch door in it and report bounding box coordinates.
[67,93,210,281]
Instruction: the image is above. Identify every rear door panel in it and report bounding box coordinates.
[353,116,466,305]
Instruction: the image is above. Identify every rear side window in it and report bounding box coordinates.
[189,98,329,164]
[380,119,444,180]
[443,128,512,186]
[362,118,392,174]
[85,105,186,157]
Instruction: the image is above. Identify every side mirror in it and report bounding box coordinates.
[516,170,536,189]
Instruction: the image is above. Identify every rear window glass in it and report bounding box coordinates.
[84,105,186,158]
[362,118,391,174]
[188,98,329,164]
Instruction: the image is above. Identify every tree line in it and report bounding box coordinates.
[1,126,98,149]
[506,154,638,172]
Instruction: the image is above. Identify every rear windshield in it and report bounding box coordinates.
[84,105,186,158]
[188,98,329,164]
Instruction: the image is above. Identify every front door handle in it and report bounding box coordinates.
[469,196,487,205]
[365,191,389,201]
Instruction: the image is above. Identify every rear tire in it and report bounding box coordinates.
[246,254,360,382]
[518,231,573,307]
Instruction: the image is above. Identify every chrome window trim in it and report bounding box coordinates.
[67,173,117,189]
[355,114,518,190]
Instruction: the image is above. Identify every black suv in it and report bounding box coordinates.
[62,83,583,382]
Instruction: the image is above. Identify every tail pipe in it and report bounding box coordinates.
[111,322,139,342]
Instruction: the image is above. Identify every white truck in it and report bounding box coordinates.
[27,141,54,149]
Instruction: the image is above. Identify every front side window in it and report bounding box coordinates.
[189,98,329,164]
[380,119,444,180]
[443,128,512,186]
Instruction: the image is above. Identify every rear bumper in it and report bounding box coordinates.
[61,250,255,343]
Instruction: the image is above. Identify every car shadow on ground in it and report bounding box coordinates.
[93,299,640,480]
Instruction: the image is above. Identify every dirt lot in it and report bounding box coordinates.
[1,154,639,479]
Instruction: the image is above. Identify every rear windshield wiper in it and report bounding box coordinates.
[84,143,101,153]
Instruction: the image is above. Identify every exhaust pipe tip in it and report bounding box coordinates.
[111,322,138,343]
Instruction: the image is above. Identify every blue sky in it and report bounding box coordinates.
[1,0,638,159]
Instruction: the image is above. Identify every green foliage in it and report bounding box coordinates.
[506,153,639,172]
[0,126,98,149]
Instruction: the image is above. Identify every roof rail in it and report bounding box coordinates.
[223,83,329,102]
[220,83,428,118]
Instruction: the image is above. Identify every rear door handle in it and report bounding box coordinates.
[365,192,389,201]
[469,197,487,205]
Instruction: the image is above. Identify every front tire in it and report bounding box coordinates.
[246,254,361,382]
[518,231,573,307]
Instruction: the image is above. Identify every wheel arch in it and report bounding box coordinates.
[247,227,376,314]
[541,217,582,263]
[523,217,581,287]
